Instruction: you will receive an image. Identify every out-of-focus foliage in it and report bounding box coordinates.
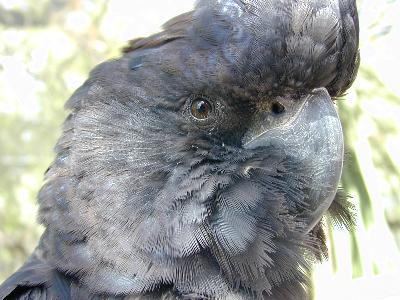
[312,0,400,299]
[0,0,399,299]
[0,0,111,280]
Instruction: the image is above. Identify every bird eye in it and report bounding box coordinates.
[190,97,212,120]
[271,101,285,114]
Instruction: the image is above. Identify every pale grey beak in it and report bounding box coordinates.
[244,88,344,233]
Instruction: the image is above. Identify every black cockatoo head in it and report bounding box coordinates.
[34,0,359,299]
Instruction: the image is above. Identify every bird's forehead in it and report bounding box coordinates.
[216,0,244,17]
[208,0,340,33]
[191,0,343,92]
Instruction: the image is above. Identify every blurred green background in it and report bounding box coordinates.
[0,0,399,299]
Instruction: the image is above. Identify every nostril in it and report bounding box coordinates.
[271,102,285,114]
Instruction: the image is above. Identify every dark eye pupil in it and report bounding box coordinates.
[191,98,211,119]
[196,101,207,113]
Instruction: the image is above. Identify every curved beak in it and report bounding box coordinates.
[244,88,344,233]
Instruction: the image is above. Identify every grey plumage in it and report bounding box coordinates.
[0,0,359,299]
